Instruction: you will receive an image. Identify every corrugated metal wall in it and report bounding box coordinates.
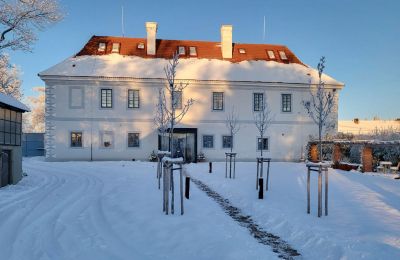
[22,133,45,157]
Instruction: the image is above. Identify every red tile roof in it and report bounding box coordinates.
[76,36,305,65]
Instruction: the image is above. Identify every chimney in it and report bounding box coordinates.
[146,22,158,55]
[221,25,233,59]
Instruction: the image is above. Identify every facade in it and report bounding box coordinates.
[0,93,30,186]
[39,22,344,162]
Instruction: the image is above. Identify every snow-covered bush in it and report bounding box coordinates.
[373,145,400,165]
[148,150,157,162]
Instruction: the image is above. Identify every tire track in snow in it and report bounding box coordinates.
[191,177,301,260]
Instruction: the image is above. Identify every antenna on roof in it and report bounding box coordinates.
[263,15,266,42]
[121,6,125,37]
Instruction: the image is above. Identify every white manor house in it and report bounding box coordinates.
[39,22,344,162]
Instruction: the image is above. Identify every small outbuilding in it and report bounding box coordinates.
[0,93,30,187]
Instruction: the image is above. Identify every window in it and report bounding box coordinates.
[101,132,114,148]
[239,48,246,54]
[137,43,145,49]
[71,132,82,147]
[212,92,224,111]
[69,87,84,109]
[189,46,197,56]
[178,46,186,55]
[112,43,120,53]
[0,108,22,146]
[279,51,287,60]
[172,91,182,109]
[128,90,140,108]
[203,135,214,148]
[267,50,275,59]
[253,93,264,111]
[257,138,269,151]
[222,135,232,149]
[101,89,112,108]
[128,133,140,147]
[98,42,106,52]
[281,94,292,112]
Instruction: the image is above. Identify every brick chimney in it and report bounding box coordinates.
[221,25,233,59]
[146,22,158,55]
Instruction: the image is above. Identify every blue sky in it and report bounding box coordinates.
[7,0,400,120]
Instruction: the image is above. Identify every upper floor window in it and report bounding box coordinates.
[101,89,112,108]
[128,89,140,108]
[203,135,214,148]
[137,43,145,49]
[189,46,197,56]
[112,43,120,53]
[178,46,186,55]
[239,48,246,54]
[222,135,232,149]
[253,93,264,111]
[281,94,292,112]
[71,132,82,147]
[128,133,140,147]
[98,42,106,52]
[212,92,224,111]
[267,50,275,59]
[257,138,269,151]
[279,51,287,60]
[172,91,182,109]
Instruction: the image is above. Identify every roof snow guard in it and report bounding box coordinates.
[0,93,30,112]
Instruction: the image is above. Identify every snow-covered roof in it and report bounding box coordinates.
[0,93,30,112]
[39,54,344,86]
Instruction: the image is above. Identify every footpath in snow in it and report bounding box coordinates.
[186,162,400,260]
[0,157,279,260]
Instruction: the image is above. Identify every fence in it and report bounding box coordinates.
[22,133,45,157]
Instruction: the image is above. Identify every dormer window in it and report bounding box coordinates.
[279,51,287,60]
[178,46,186,55]
[137,43,145,49]
[267,50,276,59]
[98,42,106,52]
[239,48,246,54]
[112,43,120,53]
[189,46,197,56]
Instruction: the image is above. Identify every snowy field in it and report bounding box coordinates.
[0,157,399,259]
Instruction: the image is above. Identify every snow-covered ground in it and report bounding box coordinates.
[0,157,399,259]
[187,162,400,259]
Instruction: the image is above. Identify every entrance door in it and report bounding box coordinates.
[0,150,11,187]
[159,128,197,163]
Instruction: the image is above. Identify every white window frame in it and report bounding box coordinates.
[112,43,120,53]
[98,42,106,52]
[178,46,186,55]
[279,51,287,60]
[267,50,276,59]
[189,46,197,56]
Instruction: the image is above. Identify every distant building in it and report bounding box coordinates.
[339,120,400,135]
[39,22,344,162]
[0,93,30,187]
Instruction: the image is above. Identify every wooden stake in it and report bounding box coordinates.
[209,162,212,173]
[180,169,184,215]
[185,176,190,199]
[256,159,259,190]
[258,178,264,199]
[318,168,322,217]
[266,160,270,191]
[325,169,328,216]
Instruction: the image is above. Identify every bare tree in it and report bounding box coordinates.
[162,52,194,157]
[0,53,22,99]
[253,93,272,157]
[154,87,170,149]
[225,106,240,152]
[303,56,336,162]
[0,0,63,52]
[23,86,44,132]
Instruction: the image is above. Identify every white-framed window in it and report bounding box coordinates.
[279,51,287,60]
[189,46,197,56]
[112,43,120,53]
[98,42,106,52]
[222,135,232,149]
[239,48,246,54]
[137,43,145,49]
[281,94,292,112]
[101,131,114,148]
[69,87,84,109]
[257,137,269,151]
[128,89,140,108]
[178,46,186,55]
[172,91,182,109]
[267,50,275,59]
[212,92,224,111]
[203,135,214,148]
[253,93,264,111]
[70,131,82,147]
[101,89,112,108]
[128,133,140,147]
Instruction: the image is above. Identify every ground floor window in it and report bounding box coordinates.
[71,132,82,147]
[128,133,140,147]
[203,135,214,148]
[257,137,269,151]
[101,131,114,148]
[222,135,232,149]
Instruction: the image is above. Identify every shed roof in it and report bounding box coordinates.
[0,93,30,112]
